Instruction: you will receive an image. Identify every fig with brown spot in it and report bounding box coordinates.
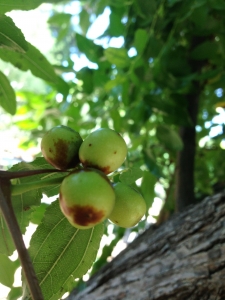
[79,128,127,174]
[59,168,116,229]
[41,125,83,170]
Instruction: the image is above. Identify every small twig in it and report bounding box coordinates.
[0,179,44,300]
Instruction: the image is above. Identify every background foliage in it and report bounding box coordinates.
[0,0,225,299]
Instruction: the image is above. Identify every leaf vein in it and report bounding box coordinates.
[0,32,24,52]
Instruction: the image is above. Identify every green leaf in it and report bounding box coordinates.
[156,125,183,151]
[26,200,104,300]
[0,0,68,14]
[76,33,103,63]
[76,67,94,94]
[145,36,163,58]
[79,9,90,35]
[0,70,16,115]
[104,47,130,68]
[108,11,125,37]
[119,167,144,185]
[134,29,148,55]
[30,203,49,225]
[140,171,156,212]
[135,0,156,18]
[191,41,218,60]
[208,0,225,10]
[104,74,126,91]
[48,12,72,26]
[110,109,121,132]
[143,148,163,178]
[0,14,28,52]
[0,42,58,83]
[0,254,18,287]
[7,286,23,300]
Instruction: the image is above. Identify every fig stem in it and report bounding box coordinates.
[11,176,66,196]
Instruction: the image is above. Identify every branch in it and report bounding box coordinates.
[0,179,44,300]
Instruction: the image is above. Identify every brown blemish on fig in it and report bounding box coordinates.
[80,159,111,174]
[48,138,80,170]
[89,143,92,146]
[66,204,105,226]
[114,151,117,154]
[47,138,70,169]
[74,205,105,226]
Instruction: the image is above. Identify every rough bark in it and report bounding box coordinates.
[67,191,225,300]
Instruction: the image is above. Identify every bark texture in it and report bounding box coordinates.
[67,191,225,300]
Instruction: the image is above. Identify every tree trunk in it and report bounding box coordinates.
[67,192,225,300]
[175,86,200,211]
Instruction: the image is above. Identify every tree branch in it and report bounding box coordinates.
[0,179,43,300]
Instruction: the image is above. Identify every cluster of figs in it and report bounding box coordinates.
[41,125,146,230]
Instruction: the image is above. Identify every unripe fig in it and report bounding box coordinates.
[59,168,115,229]
[41,125,83,170]
[108,182,146,228]
[79,128,127,174]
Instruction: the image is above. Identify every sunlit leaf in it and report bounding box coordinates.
[104,74,126,91]
[30,203,49,225]
[134,29,148,55]
[79,9,90,34]
[0,14,28,52]
[48,12,72,25]
[76,33,103,63]
[0,0,69,13]
[0,254,18,287]
[119,167,144,185]
[104,47,130,68]
[140,171,156,212]
[25,200,104,300]
[110,109,121,132]
[0,42,58,83]
[7,286,23,300]
[108,10,125,37]
[0,70,16,115]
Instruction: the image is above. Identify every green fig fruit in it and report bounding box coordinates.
[108,182,146,228]
[59,168,115,229]
[79,128,127,174]
[41,125,83,170]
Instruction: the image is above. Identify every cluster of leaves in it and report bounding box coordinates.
[0,0,225,299]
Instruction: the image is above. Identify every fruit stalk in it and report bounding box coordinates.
[0,179,44,300]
